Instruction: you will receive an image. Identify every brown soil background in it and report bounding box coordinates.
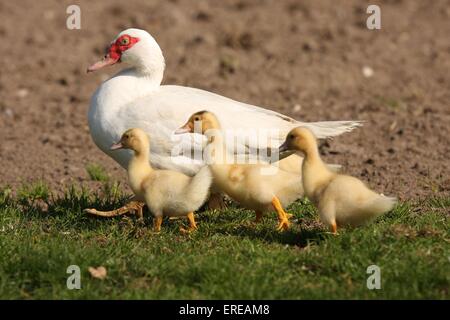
[0,0,449,201]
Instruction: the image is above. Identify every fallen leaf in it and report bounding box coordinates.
[88,266,107,280]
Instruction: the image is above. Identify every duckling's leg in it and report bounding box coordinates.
[180,212,198,233]
[320,203,338,235]
[254,211,263,224]
[84,200,145,220]
[187,212,197,230]
[271,197,291,231]
[153,216,163,232]
[330,221,338,235]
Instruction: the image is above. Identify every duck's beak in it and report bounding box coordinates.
[110,141,123,151]
[278,141,289,153]
[174,123,192,135]
[87,54,119,73]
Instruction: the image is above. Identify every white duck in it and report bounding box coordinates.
[86,28,361,214]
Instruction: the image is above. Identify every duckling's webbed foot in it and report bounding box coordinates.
[277,219,290,231]
[284,213,293,220]
[84,200,145,220]
[180,212,198,233]
[271,197,291,231]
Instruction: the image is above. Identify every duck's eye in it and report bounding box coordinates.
[194,117,200,121]
[120,37,130,45]
[289,134,295,139]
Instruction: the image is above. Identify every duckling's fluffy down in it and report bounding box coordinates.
[184,166,213,210]
[319,175,397,227]
[143,166,212,216]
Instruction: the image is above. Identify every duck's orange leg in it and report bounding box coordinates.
[84,200,145,221]
[271,197,291,231]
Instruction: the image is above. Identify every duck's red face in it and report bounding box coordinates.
[87,34,140,73]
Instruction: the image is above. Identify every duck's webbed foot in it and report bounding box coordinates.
[84,200,145,221]
[180,212,198,233]
[271,197,291,231]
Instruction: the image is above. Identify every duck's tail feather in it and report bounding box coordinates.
[297,120,364,139]
[365,195,397,218]
[185,166,213,210]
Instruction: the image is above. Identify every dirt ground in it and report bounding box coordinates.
[0,0,449,201]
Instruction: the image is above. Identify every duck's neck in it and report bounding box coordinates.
[96,60,164,115]
[131,51,165,87]
[128,146,153,193]
[302,145,334,199]
[132,65,164,88]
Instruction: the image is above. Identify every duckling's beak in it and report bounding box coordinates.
[278,141,289,153]
[110,141,123,151]
[174,123,192,135]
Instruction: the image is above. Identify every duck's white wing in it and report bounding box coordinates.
[115,85,361,174]
[157,85,361,137]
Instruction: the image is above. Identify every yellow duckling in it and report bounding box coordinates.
[176,111,304,231]
[110,128,212,232]
[279,127,397,234]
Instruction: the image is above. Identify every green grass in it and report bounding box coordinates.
[85,163,109,182]
[375,95,403,110]
[0,182,448,299]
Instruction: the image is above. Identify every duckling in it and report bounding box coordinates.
[279,127,397,234]
[175,111,304,231]
[110,128,212,232]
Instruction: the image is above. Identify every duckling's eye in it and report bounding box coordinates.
[289,134,295,140]
[194,117,200,121]
[120,37,130,45]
